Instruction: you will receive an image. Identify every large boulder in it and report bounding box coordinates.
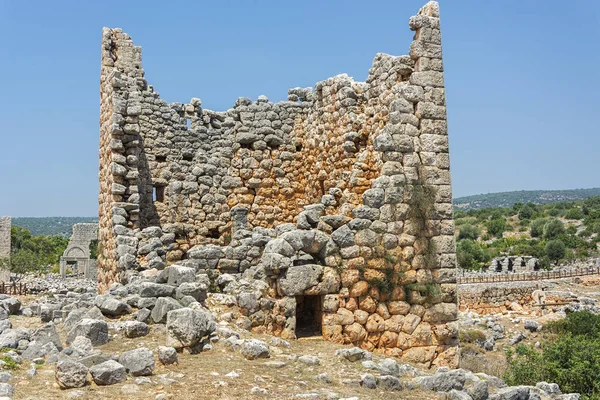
[416,369,468,392]
[489,386,530,400]
[139,282,175,298]
[70,336,94,357]
[161,265,195,285]
[0,328,29,349]
[175,282,207,303]
[277,265,323,296]
[0,298,21,315]
[166,307,216,350]
[336,347,372,362]
[240,339,270,360]
[89,360,127,386]
[21,341,57,360]
[67,319,109,346]
[157,346,178,365]
[31,323,63,350]
[123,321,149,338]
[55,359,88,389]
[94,295,132,317]
[151,297,182,324]
[118,347,155,376]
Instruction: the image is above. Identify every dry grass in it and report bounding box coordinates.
[8,298,442,400]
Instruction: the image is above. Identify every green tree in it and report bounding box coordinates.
[456,239,490,270]
[486,218,507,238]
[2,226,69,279]
[458,224,480,241]
[565,208,584,220]
[518,204,535,220]
[505,311,600,399]
[543,219,565,240]
[530,218,547,238]
[545,240,566,265]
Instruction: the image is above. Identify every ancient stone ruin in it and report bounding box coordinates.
[488,256,539,273]
[98,1,457,367]
[0,217,10,282]
[59,223,99,279]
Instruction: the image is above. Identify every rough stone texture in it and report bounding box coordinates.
[0,217,10,282]
[55,359,88,389]
[165,307,216,350]
[66,319,109,347]
[157,346,178,365]
[97,0,457,367]
[89,360,127,386]
[240,339,270,360]
[118,347,155,376]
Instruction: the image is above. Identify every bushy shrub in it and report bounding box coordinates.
[530,218,547,238]
[458,224,481,241]
[504,311,600,399]
[565,208,584,220]
[543,219,565,240]
[518,205,535,220]
[457,239,490,270]
[545,240,566,264]
[487,218,507,238]
[0,226,68,277]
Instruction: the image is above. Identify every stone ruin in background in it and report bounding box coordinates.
[60,223,99,280]
[489,256,540,273]
[98,1,458,367]
[0,217,10,282]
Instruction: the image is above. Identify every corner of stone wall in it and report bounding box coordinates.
[98,28,144,292]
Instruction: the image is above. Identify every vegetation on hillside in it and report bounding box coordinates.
[0,226,69,278]
[504,311,600,399]
[455,196,600,270]
[454,188,600,211]
[12,217,98,237]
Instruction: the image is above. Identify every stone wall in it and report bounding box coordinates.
[98,1,458,368]
[458,282,544,314]
[0,217,10,282]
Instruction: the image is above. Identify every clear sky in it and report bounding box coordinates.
[0,0,598,217]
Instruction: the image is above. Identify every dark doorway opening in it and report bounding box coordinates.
[295,295,323,338]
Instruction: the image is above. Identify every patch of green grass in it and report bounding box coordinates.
[0,355,19,370]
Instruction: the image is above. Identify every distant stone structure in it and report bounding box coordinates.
[0,217,10,282]
[488,256,539,273]
[98,2,457,367]
[60,223,98,279]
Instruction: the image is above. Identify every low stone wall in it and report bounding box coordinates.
[458,282,546,314]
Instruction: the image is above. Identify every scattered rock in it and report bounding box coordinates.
[157,346,178,365]
[89,360,127,386]
[118,347,155,376]
[240,340,270,360]
[55,359,88,389]
[335,347,372,362]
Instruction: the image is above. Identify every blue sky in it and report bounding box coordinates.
[0,0,598,217]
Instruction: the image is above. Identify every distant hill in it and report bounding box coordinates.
[454,188,600,210]
[12,217,98,237]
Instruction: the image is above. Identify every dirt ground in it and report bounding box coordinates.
[9,297,441,400]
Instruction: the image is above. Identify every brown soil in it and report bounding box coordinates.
[9,297,441,400]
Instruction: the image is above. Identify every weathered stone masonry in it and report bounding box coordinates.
[0,217,10,282]
[99,1,458,367]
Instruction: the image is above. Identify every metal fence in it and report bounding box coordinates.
[457,266,600,284]
[0,282,27,295]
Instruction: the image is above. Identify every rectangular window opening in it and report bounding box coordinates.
[153,186,165,203]
[156,155,167,163]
